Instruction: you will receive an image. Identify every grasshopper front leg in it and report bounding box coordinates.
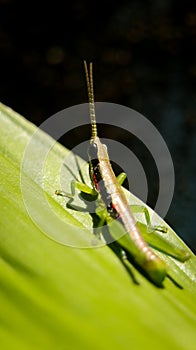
[55,180,98,213]
[55,180,97,198]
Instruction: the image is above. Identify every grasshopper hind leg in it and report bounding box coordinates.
[130,205,167,233]
[115,245,140,285]
[103,234,140,285]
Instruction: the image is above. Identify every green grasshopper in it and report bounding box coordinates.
[56,61,190,287]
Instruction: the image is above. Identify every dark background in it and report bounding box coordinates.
[0,0,195,252]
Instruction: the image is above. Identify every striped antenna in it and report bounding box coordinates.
[84,60,97,140]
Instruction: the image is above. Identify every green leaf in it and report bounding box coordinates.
[0,102,196,350]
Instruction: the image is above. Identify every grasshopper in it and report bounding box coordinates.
[56,61,190,286]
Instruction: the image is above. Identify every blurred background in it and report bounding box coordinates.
[0,0,195,252]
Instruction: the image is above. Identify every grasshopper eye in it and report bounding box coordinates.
[88,143,98,161]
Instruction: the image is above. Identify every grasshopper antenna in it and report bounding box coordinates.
[84,60,97,141]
